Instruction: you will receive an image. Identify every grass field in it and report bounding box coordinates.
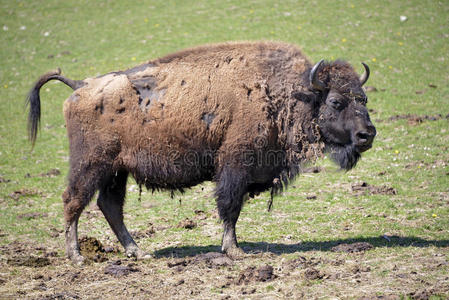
[0,0,448,298]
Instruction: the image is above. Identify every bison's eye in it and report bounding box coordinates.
[358,95,368,105]
[328,98,344,111]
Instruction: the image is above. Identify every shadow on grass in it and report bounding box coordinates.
[153,236,449,258]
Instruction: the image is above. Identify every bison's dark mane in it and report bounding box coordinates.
[267,59,364,196]
[269,90,324,195]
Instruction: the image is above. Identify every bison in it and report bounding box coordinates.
[26,41,376,264]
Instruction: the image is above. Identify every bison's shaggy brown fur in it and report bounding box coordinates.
[27,41,376,263]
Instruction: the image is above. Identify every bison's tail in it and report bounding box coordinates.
[26,68,83,146]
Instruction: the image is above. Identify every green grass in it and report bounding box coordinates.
[0,0,448,298]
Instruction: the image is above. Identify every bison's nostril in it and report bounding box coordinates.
[355,131,373,144]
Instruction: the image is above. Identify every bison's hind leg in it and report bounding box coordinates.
[63,163,106,265]
[97,170,152,260]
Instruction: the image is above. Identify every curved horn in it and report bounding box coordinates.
[309,59,326,91]
[360,62,370,86]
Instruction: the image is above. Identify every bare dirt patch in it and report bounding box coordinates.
[193,209,209,220]
[7,256,50,267]
[41,168,61,177]
[408,289,436,300]
[0,241,59,261]
[358,295,400,300]
[377,113,448,126]
[193,252,234,267]
[352,182,397,196]
[0,243,447,299]
[283,256,321,271]
[39,292,81,299]
[1,240,36,255]
[236,265,275,284]
[8,188,42,200]
[405,159,448,171]
[167,252,234,270]
[130,225,155,240]
[331,242,374,253]
[24,168,61,178]
[0,175,11,183]
[17,212,48,220]
[48,226,62,238]
[104,260,140,277]
[303,267,324,280]
[177,218,197,229]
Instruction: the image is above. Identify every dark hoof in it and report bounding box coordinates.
[70,254,85,266]
[224,246,245,260]
[126,248,152,260]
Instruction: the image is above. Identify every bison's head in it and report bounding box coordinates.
[309,60,376,170]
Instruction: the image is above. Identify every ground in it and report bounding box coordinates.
[0,0,448,299]
[1,173,448,299]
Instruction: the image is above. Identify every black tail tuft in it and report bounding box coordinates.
[26,85,40,146]
[25,68,83,147]
[26,69,61,146]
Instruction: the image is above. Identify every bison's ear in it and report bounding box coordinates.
[292,90,317,103]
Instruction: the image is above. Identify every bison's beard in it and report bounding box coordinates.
[326,143,361,170]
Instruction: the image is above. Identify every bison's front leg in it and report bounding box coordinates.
[97,171,152,260]
[216,167,248,259]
